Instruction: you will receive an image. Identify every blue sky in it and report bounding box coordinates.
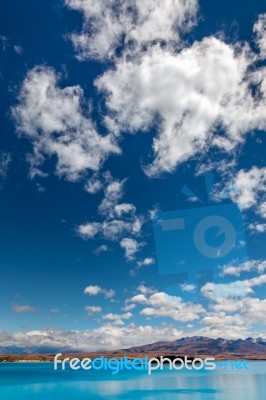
[0,0,266,351]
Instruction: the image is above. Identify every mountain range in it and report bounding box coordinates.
[1,336,266,359]
[115,336,266,359]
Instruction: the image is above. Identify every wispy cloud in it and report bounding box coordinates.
[12,304,36,313]
[85,306,102,315]
[0,153,11,179]
[254,13,266,59]
[93,244,109,256]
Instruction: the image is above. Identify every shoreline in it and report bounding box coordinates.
[1,353,266,363]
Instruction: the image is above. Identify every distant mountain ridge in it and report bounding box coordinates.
[1,336,266,358]
[116,336,266,358]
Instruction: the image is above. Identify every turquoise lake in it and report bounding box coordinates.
[0,361,265,399]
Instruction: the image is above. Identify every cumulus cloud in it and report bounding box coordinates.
[199,269,266,329]
[201,312,245,329]
[96,32,266,176]
[65,0,199,60]
[204,297,266,328]
[84,285,115,298]
[240,297,266,324]
[12,66,119,181]
[0,324,183,352]
[140,293,205,322]
[129,290,205,322]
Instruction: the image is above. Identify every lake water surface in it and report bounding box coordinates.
[0,361,265,399]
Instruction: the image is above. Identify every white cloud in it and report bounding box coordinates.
[130,293,147,303]
[139,292,205,322]
[259,202,266,218]
[202,312,245,329]
[222,260,266,277]
[254,13,266,59]
[85,306,102,314]
[98,176,126,217]
[137,257,155,267]
[102,312,132,321]
[84,285,115,298]
[0,324,183,352]
[123,303,136,312]
[120,238,143,261]
[78,222,101,239]
[77,217,143,241]
[77,174,143,252]
[206,296,266,327]
[240,297,266,324]
[201,274,266,300]
[129,289,205,322]
[96,35,266,176]
[249,223,266,233]
[136,283,156,295]
[201,281,252,300]
[12,304,36,313]
[84,174,103,194]
[12,66,119,181]
[65,0,199,60]
[84,285,102,295]
[180,283,196,292]
[224,167,266,214]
